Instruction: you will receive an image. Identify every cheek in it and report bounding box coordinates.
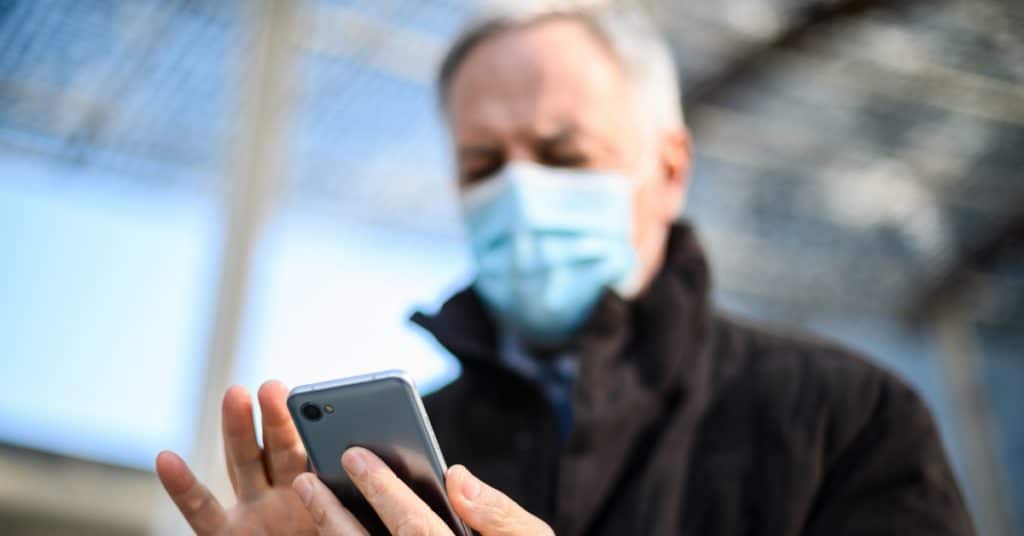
[630,180,660,245]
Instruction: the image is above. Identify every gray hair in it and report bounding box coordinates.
[437,1,686,132]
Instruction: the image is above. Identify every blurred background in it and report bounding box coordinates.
[0,0,1021,534]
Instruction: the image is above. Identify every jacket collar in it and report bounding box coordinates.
[412,222,715,534]
[410,221,713,402]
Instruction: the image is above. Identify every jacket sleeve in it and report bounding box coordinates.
[803,374,975,535]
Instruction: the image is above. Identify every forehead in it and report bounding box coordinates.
[446,18,631,143]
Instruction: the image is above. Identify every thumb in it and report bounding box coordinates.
[292,473,368,535]
[446,465,554,536]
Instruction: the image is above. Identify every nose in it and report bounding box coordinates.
[506,145,538,164]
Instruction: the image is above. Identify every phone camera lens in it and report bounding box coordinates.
[300,403,322,421]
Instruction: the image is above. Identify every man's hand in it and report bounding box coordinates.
[292,447,554,536]
[156,381,316,534]
[156,380,552,535]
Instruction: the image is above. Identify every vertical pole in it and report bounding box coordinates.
[934,303,1016,536]
[152,0,302,533]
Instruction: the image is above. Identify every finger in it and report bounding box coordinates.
[224,440,240,497]
[342,447,451,536]
[222,385,269,498]
[292,473,369,536]
[446,464,553,536]
[155,451,228,536]
[258,380,307,486]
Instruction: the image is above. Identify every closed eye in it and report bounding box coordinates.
[540,151,589,169]
[463,160,503,184]
[458,145,504,186]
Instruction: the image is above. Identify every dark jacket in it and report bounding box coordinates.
[412,223,974,536]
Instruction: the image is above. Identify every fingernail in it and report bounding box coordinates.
[293,475,313,505]
[342,448,367,476]
[461,467,481,500]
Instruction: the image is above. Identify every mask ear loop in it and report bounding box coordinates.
[611,203,645,300]
[610,137,663,300]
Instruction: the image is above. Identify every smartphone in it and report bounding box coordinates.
[287,370,470,536]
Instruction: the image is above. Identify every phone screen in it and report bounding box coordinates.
[287,372,469,536]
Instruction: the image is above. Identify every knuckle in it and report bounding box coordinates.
[393,514,434,536]
[270,447,305,474]
[480,497,515,524]
[358,467,387,502]
[235,447,266,469]
[310,504,328,526]
[235,456,268,488]
[488,516,519,535]
[478,498,544,535]
[181,490,210,515]
[362,464,398,502]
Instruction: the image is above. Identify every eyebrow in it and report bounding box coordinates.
[457,144,501,161]
[538,123,580,149]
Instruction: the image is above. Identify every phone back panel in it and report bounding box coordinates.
[287,372,468,536]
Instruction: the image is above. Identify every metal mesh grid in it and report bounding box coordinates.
[2,0,1020,321]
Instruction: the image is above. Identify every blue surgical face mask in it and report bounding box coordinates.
[460,162,641,345]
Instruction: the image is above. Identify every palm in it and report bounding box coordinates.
[223,488,316,535]
[157,381,318,536]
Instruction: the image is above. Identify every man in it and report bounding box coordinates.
[156,3,975,535]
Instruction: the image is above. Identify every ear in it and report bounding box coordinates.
[657,128,692,221]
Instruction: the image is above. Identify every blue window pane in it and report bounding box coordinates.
[234,211,470,397]
[0,158,217,469]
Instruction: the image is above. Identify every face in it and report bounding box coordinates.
[446,17,692,292]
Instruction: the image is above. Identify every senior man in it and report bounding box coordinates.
[156,4,975,535]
